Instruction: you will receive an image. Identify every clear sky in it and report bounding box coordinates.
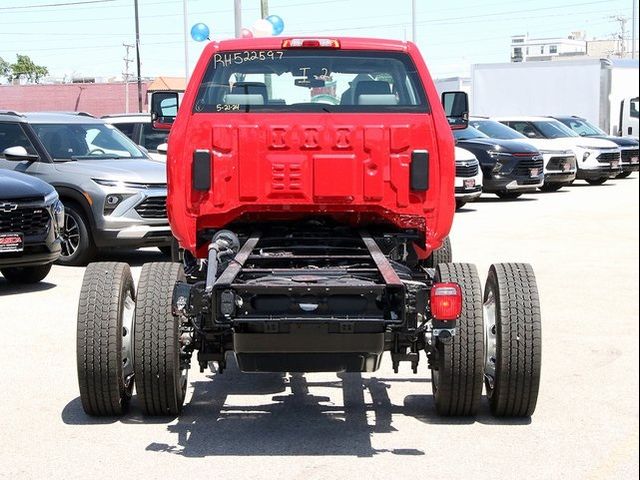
[0,0,636,81]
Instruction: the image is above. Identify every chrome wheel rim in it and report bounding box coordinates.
[121,292,135,390]
[483,289,497,394]
[60,212,80,258]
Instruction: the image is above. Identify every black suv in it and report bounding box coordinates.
[552,115,639,178]
[453,125,543,199]
[0,170,63,283]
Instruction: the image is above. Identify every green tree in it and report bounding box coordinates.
[8,54,49,83]
[0,57,10,79]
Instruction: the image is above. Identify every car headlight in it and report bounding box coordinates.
[53,199,65,230]
[104,194,134,215]
[44,190,59,205]
[539,150,572,155]
[489,150,512,173]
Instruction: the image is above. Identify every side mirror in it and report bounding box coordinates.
[2,146,39,162]
[150,91,179,131]
[157,143,168,154]
[441,91,469,130]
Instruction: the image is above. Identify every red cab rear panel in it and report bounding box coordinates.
[166,37,455,259]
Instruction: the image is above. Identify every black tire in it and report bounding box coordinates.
[616,171,632,179]
[134,262,187,416]
[538,183,563,192]
[484,263,541,417]
[58,202,96,266]
[1,263,52,283]
[76,262,136,416]
[455,199,467,210]
[495,192,522,200]
[585,177,608,185]
[424,236,452,268]
[431,263,484,416]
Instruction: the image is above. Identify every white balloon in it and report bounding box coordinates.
[252,18,273,37]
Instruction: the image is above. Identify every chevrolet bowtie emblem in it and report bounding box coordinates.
[0,203,19,213]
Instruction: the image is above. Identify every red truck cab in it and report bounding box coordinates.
[160,37,457,260]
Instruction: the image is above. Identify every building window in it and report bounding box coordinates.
[512,38,524,43]
[540,46,545,54]
[526,47,529,55]
[550,45,558,54]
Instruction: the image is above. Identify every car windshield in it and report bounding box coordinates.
[532,120,578,138]
[470,119,525,140]
[453,125,489,141]
[194,49,428,113]
[557,118,605,136]
[32,123,146,160]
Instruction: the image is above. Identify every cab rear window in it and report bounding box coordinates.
[193,50,428,113]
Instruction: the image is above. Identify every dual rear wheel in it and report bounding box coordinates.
[431,262,541,418]
[76,262,187,416]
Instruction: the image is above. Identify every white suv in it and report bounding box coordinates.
[454,147,482,209]
[496,116,621,185]
[102,114,168,162]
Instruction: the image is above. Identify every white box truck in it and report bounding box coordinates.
[471,58,639,137]
[434,76,471,97]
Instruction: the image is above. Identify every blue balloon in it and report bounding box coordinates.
[266,15,284,35]
[190,23,210,42]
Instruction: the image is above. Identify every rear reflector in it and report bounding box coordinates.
[430,282,462,321]
[281,38,340,49]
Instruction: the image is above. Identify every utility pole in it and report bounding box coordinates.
[612,15,629,57]
[411,0,416,43]
[234,0,242,38]
[134,0,143,112]
[123,43,134,113]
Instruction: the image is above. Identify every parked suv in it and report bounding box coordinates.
[0,169,63,283]
[0,111,172,265]
[552,115,639,179]
[454,146,482,208]
[454,125,544,199]
[469,116,576,192]
[102,113,168,161]
[497,116,621,185]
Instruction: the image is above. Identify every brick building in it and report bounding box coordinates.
[0,81,151,117]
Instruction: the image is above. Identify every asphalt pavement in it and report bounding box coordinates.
[1,177,638,480]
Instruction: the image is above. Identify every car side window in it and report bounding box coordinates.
[112,122,137,140]
[140,123,168,152]
[0,123,38,156]
[510,121,540,138]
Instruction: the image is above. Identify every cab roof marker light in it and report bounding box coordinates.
[281,38,340,49]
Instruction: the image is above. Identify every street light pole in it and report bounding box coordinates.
[234,0,242,38]
[260,0,272,97]
[411,0,416,43]
[632,0,637,59]
[134,0,143,112]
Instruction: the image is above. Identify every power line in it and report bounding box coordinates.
[0,0,115,10]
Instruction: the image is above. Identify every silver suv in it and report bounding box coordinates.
[0,111,172,265]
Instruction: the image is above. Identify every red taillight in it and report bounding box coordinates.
[281,38,340,49]
[430,282,463,321]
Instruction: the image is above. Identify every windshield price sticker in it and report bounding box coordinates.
[214,50,284,67]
